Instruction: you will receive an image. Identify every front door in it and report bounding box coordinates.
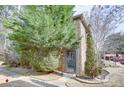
[66,51,76,74]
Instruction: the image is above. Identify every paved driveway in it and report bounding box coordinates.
[0,63,59,87]
[1,61,124,87]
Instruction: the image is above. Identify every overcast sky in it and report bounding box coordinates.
[74,5,92,16]
[74,5,124,33]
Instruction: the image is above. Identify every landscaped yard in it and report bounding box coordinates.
[0,5,124,87]
[66,67,124,87]
[1,60,124,87]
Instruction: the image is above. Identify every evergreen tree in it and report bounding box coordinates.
[4,6,77,72]
[85,29,101,78]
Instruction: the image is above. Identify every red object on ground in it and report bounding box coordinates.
[5,79,9,83]
[114,58,124,64]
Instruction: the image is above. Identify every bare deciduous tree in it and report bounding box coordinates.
[0,6,19,53]
[89,5,124,62]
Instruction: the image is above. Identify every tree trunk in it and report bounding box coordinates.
[58,48,65,72]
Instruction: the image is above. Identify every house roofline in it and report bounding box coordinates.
[73,14,92,33]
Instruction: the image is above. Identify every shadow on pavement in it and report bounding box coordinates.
[0,67,21,78]
[30,79,58,87]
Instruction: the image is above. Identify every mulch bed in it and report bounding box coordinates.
[77,69,109,80]
[74,69,110,84]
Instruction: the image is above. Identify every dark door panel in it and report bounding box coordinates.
[66,51,76,73]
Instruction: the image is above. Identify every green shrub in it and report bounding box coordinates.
[29,51,59,72]
[20,51,31,68]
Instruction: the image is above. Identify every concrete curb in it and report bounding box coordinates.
[74,70,110,84]
[65,69,110,87]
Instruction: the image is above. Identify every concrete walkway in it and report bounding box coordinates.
[0,61,68,87]
[0,66,57,87]
[0,67,65,87]
[1,61,124,87]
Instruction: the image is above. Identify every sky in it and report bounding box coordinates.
[74,5,93,16]
[74,5,124,33]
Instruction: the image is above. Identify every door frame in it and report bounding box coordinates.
[64,49,76,74]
